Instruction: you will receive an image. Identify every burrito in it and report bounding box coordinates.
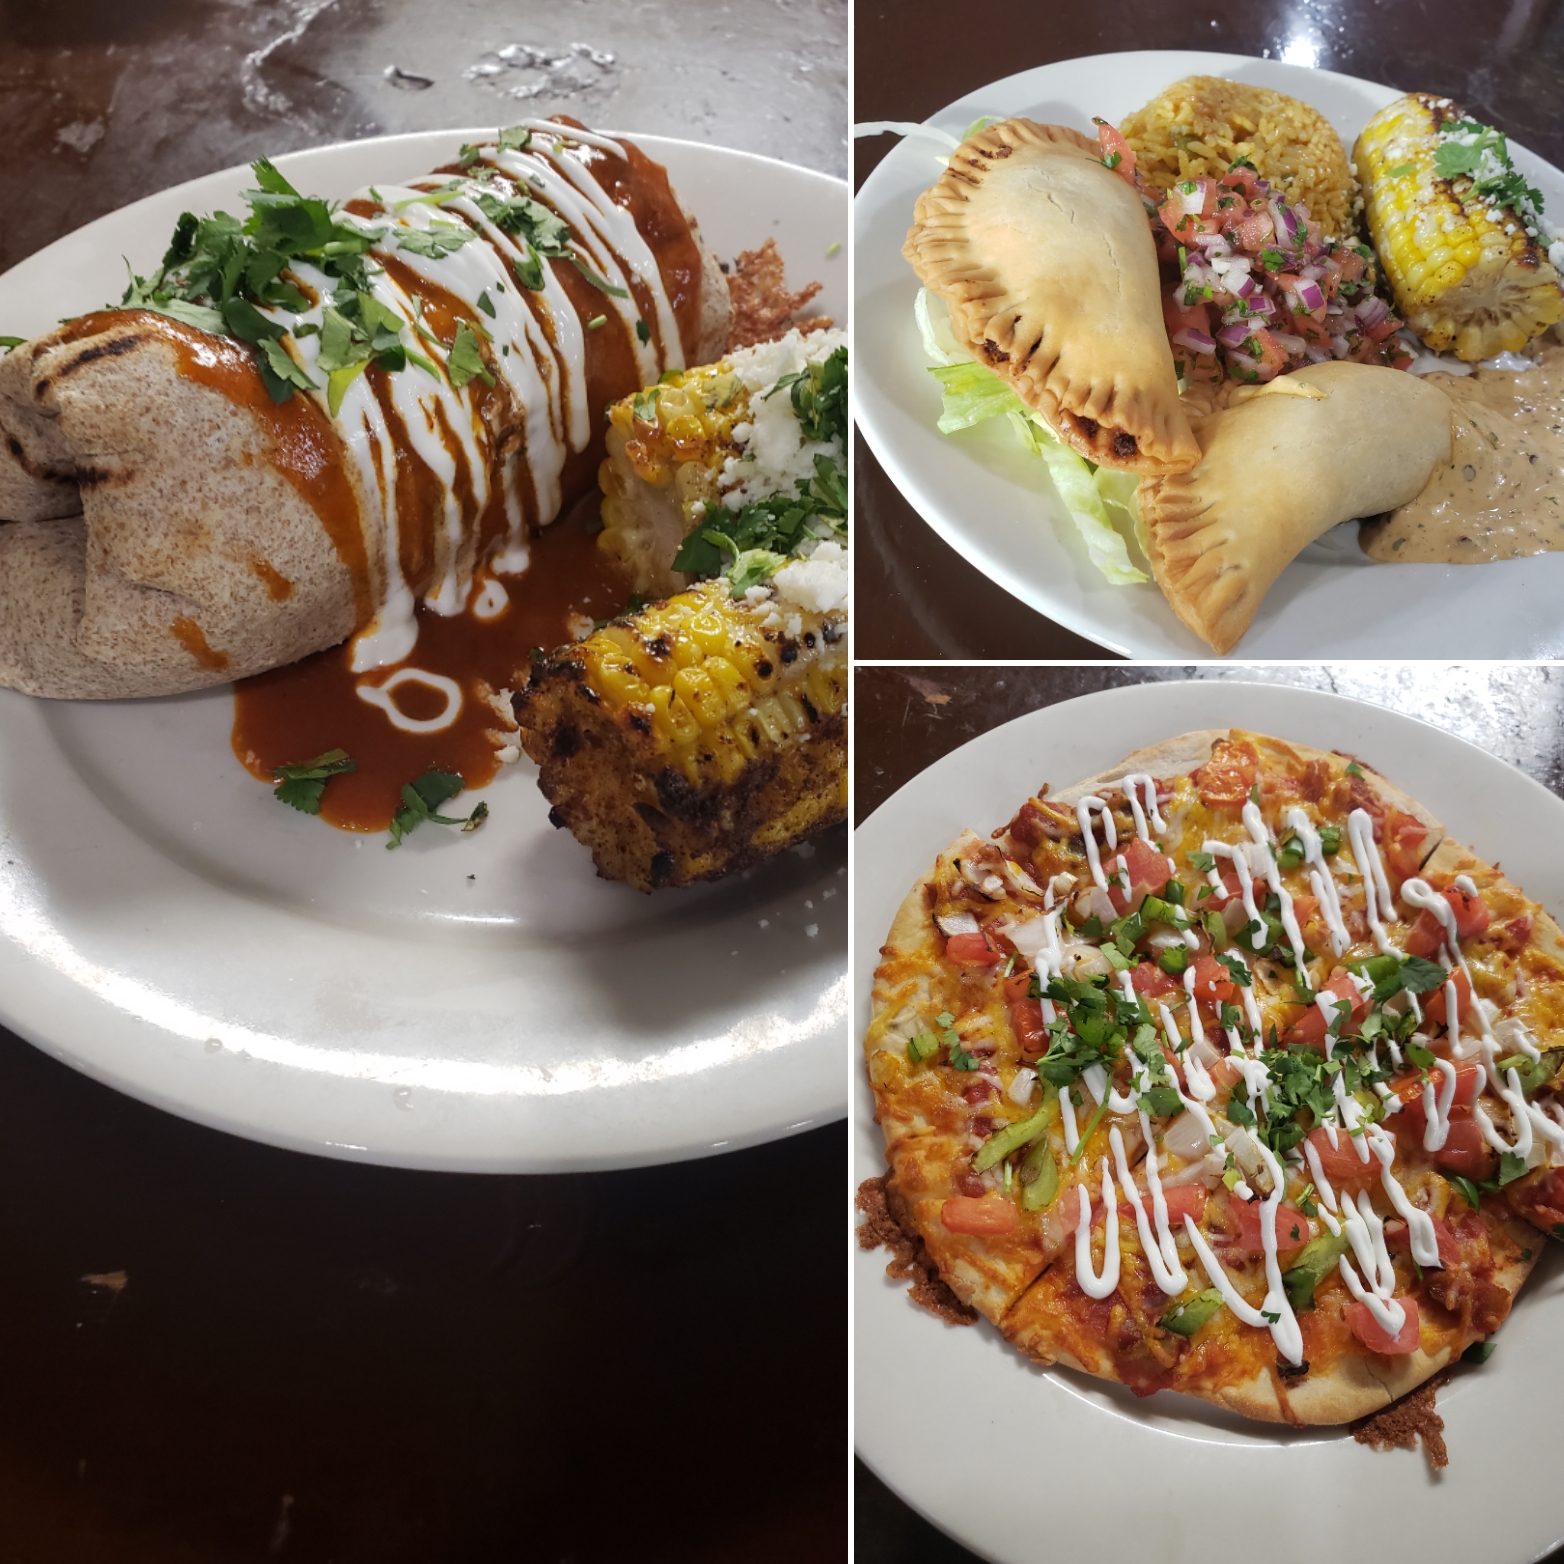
[0,117,733,699]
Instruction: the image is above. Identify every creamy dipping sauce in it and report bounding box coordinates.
[1360,339,1564,562]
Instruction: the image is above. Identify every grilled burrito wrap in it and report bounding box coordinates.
[0,119,732,699]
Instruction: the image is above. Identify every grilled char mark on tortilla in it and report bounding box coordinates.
[902,117,1201,476]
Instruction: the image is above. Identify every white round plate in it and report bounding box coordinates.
[855,681,1564,1564]
[853,51,1564,657]
[0,132,848,1172]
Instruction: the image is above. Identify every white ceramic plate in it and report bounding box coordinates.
[855,680,1564,1564]
[0,132,848,1172]
[853,51,1564,657]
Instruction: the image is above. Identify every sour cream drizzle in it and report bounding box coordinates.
[257,122,684,673]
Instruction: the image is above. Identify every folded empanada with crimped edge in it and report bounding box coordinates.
[903,118,1200,475]
[1138,362,1453,654]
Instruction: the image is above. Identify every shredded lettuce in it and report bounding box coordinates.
[916,291,1149,586]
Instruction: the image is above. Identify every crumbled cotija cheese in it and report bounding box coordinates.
[718,326,846,514]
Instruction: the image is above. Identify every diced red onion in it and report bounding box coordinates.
[1304,344,1332,363]
[1177,180,1206,217]
[1300,264,1324,282]
[1272,330,1308,354]
[1297,280,1326,311]
[1248,292,1275,317]
[1193,230,1229,252]
[1172,327,1217,354]
[1330,335,1351,359]
[1355,295,1390,331]
[1217,322,1253,348]
[1326,299,1346,316]
[1270,198,1302,244]
[936,911,980,937]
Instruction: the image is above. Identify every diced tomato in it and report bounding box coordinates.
[1384,1215,1460,1268]
[1232,211,1269,250]
[1365,312,1403,343]
[1406,886,1491,958]
[1108,836,1176,915]
[1188,954,1235,1005]
[1305,1124,1379,1184]
[1382,809,1428,883]
[1422,968,1473,1027]
[940,1195,1018,1236]
[1160,1184,1209,1225]
[1430,1119,1491,1176]
[1247,327,1291,382]
[1233,1197,1311,1255]
[945,930,1003,966]
[1347,1295,1421,1354]
[1283,969,1369,1047]
[1193,738,1259,809]
[1336,249,1367,286]
[1157,191,1221,245]
[1009,1000,1048,1055]
[1095,119,1137,184]
[1162,289,1213,338]
[1291,892,1331,953]
[1121,1182,1208,1227]
[1209,1055,1244,1091]
[1131,960,1179,1000]
[1219,166,1263,199]
[1391,1058,1482,1136]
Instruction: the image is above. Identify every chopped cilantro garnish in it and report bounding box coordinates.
[1462,1339,1496,1364]
[1345,761,1365,778]
[446,321,494,389]
[0,335,23,352]
[396,223,477,259]
[635,318,651,344]
[1187,850,1216,873]
[386,770,488,848]
[271,748,356,814]
[496,124,532,154]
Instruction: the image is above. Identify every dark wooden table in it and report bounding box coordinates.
[852,0,1564,659]
[854,662,1564,1562]
[0,3,847,1558]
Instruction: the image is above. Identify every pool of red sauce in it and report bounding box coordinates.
[231,496,632,831]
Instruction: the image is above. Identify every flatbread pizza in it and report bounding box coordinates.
[864,729,1564,1425]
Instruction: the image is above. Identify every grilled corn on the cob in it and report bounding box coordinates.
[514,577,847,891]
[597,327,847,597]
[1355,93,1564,360]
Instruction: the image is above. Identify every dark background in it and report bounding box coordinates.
[852,0,1564,659]
[0,1,847,1558]
[854,662,1564,1563]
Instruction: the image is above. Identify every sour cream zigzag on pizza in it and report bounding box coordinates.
[865,727,1564,1426]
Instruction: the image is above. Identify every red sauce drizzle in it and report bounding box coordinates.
[230,499,632,832]
[57,310,373,623]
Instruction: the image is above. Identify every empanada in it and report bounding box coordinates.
[904,118,1200,475]
[1140,363,1452,653]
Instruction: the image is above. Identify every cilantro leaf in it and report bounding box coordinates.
[396,223,477,259]
[1462,1339,1496,1364]
[635,317,650,344]
[1446,1173,1484,1211]
[445,320,495,389]
[386,770,488,848]
[497,125,532,153]
[1498,1151,1528,1187]
[0,335,24,352]
[270,748,356,814]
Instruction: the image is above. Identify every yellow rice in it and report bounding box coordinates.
[1119,75,1358,240]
